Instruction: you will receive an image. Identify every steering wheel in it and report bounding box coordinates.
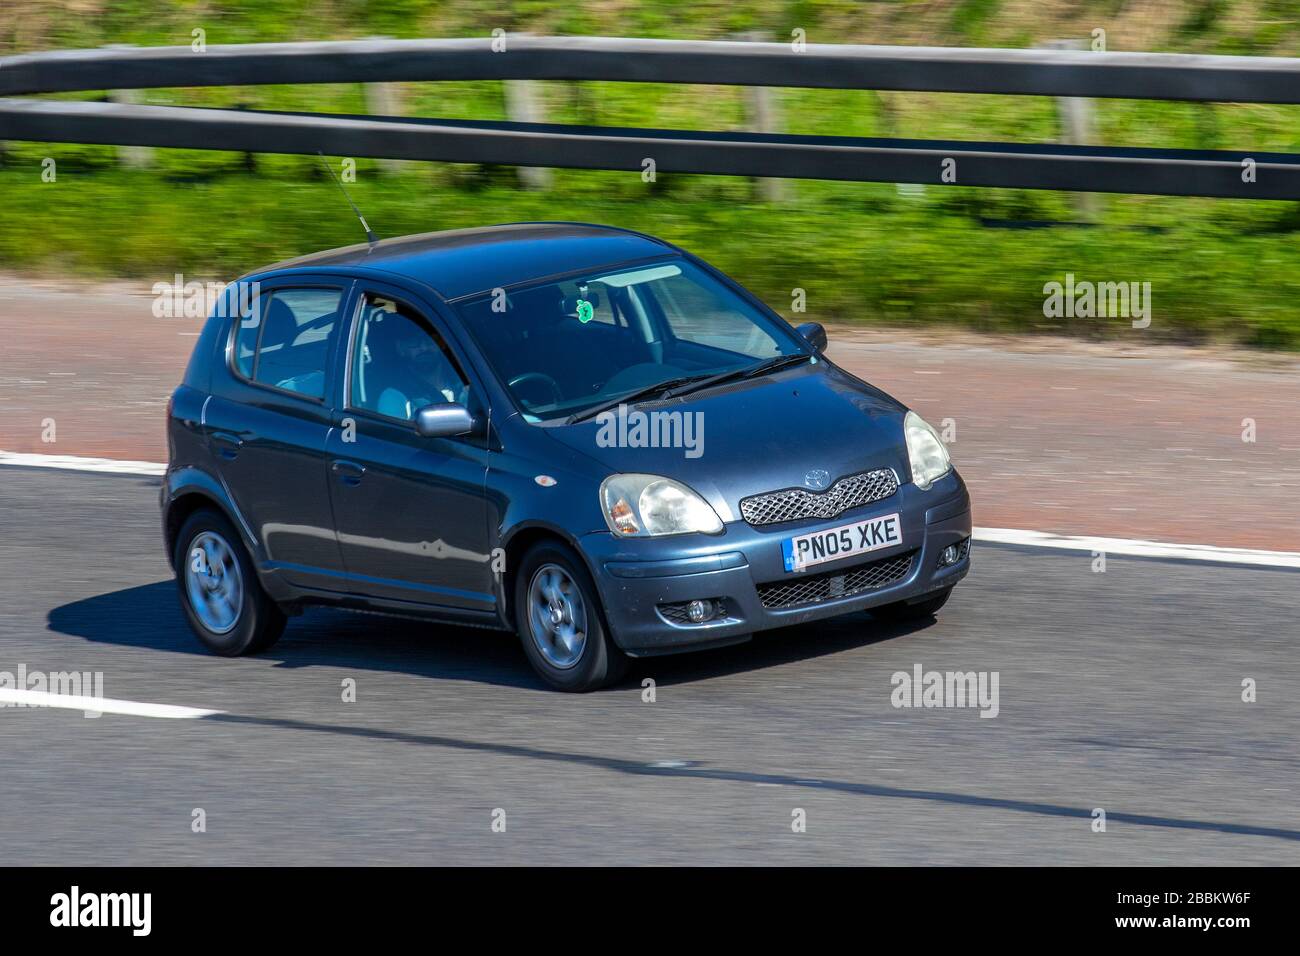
[508,372,563,409]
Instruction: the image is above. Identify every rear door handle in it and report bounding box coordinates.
[211,431,245,460]
[331,459,365,486]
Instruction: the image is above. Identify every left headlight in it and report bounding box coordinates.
[600,474,724,537]
[904,411,952,490]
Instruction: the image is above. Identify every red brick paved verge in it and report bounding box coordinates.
[1,276,1296,550]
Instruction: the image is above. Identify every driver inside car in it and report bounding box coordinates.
[363,305,467,419]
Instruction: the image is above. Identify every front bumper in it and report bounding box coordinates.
[581,471,972,656]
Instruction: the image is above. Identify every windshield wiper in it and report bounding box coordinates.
[564,374,710,425]
[659,352,813,400]
[563,354,813,425]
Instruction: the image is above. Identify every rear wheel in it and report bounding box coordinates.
[174,508,285,656]
[514,543,627,692]
[872,587,953,623]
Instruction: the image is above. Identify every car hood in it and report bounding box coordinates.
[543,361,911,522]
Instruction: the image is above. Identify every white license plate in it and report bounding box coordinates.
[781,513,902,572]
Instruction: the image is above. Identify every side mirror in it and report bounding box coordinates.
[414,403,475,439]
[796,321,827,352]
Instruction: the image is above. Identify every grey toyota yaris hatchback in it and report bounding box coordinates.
[164,223,971,690]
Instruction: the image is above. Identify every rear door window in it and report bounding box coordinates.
[235,288,343,400]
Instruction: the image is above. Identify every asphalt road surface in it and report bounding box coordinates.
[1,466,1297,865]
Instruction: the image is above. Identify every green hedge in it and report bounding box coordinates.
[4,0,1300,347]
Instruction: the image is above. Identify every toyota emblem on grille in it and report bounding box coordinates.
[803,469,831,490]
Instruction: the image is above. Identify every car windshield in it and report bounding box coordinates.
[455,258,808,422]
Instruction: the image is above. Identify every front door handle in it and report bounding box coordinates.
[331,459,365,486]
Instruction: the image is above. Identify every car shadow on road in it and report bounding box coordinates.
[629,611,931,688]
[45,580,933,691]
[47,580,540,690]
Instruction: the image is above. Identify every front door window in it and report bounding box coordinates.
[350,294,470,421]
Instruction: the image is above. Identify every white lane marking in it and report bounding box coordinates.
[974,527,1300,569]
[0,688,220,719]
[0,450,164,476]
[3,451,1298,569]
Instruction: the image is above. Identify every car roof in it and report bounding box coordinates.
[240,222,676,300]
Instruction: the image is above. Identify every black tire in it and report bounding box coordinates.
[513,542,628,692]
[872,587,953,623]
[174,508,285,656]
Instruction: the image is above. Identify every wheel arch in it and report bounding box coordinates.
[162,468,258,571]
[499,521,600,625]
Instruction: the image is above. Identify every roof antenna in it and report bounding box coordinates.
[316,151,378,246]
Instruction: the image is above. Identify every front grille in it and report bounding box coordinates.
[739,469,899,526]
[757,551,914,610]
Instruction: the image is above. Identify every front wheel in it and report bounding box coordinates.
[513,543,627,692]
[871,587,953,623]
[174,508,285,656]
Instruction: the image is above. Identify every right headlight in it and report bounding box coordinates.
[904,410,952,490]
[600,474,724,537]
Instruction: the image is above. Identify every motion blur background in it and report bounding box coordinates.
[1,2,1298,868]
[3,0,1300,348]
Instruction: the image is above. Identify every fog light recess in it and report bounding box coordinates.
[657,598,726,626]
[939,537,971,567]
[686,599,713,623]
